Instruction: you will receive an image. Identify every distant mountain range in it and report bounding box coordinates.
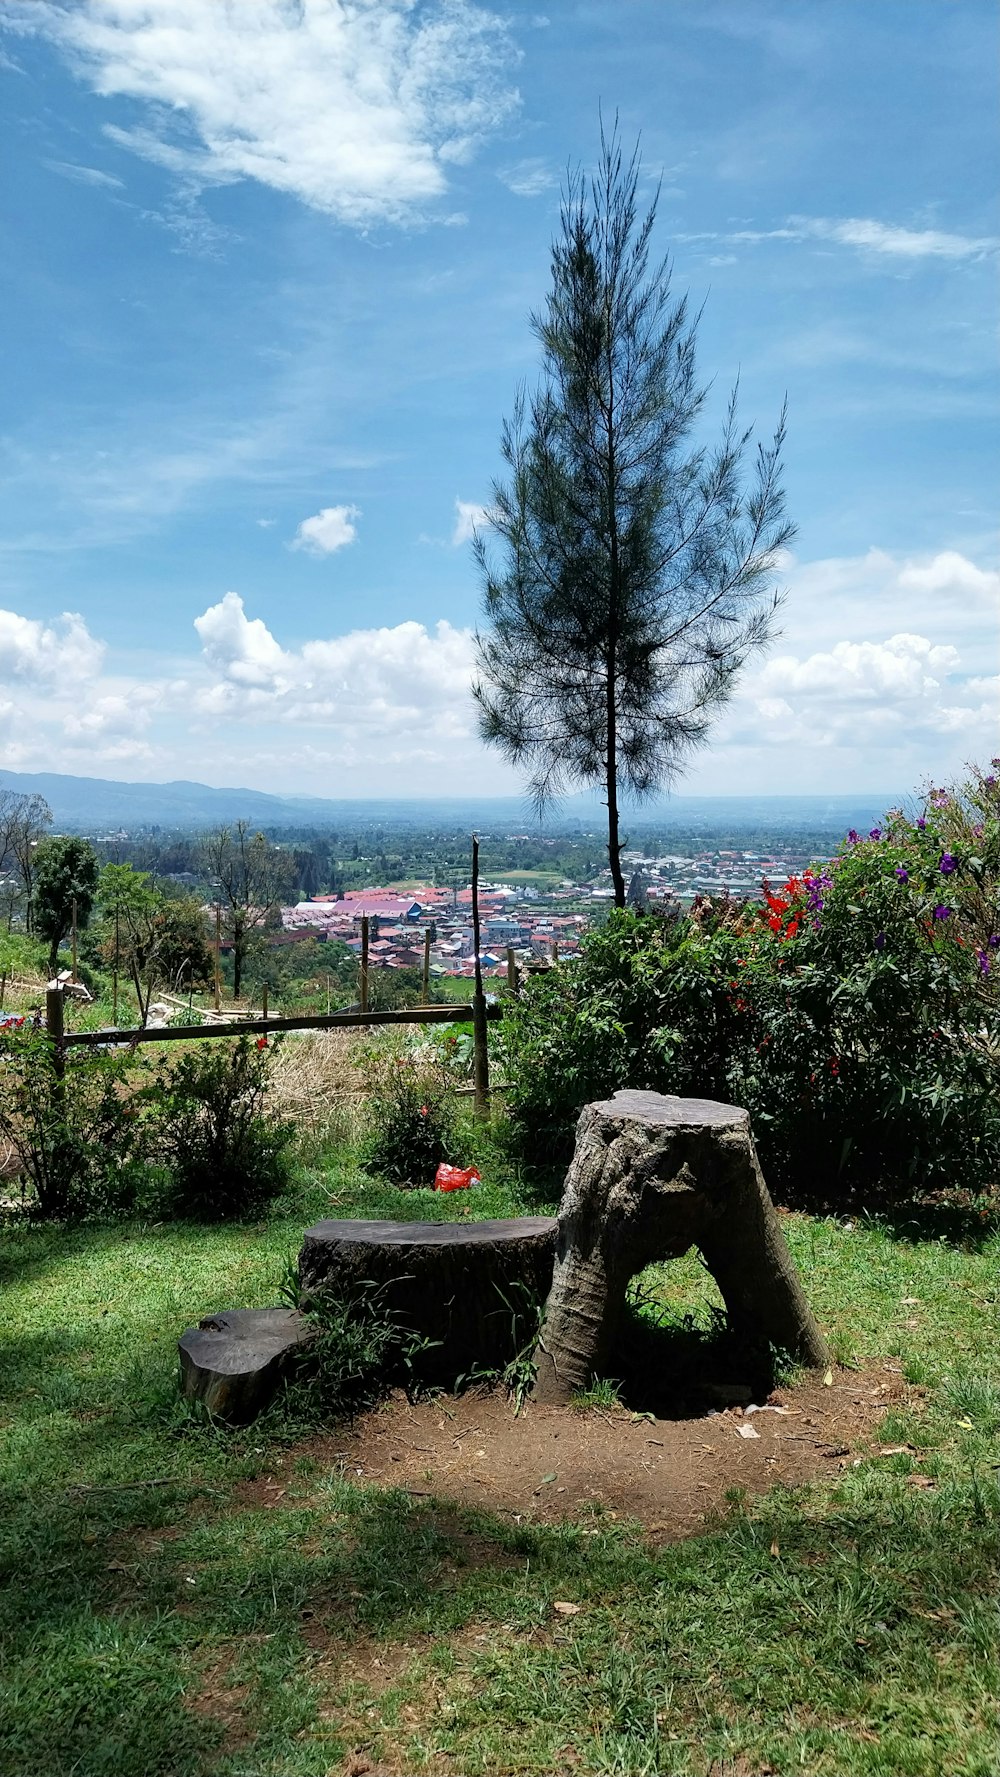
[0,768,900,836]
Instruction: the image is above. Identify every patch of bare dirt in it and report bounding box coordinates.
[312,1361,913,1539]
[183,1649,253,1754]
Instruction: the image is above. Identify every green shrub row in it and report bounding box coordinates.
[498,766,1000,1213]
[0,1031,292,1222]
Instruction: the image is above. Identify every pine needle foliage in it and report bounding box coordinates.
[473,122,795,903]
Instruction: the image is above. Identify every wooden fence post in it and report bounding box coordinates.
[214,905,222,1012]
[422,927,431,1003]
[471,835,490,1120]
[261,982,268,1024]
[46,985,65,1083]
[360,916,369,1015]
[506,947,518,994]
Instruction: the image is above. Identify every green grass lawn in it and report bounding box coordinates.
[1,1149,998,1777]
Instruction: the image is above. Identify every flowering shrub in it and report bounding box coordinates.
[502,764,1000,1213]
[361,1047,455,1187]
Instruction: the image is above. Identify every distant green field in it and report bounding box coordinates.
[491,868,565,887]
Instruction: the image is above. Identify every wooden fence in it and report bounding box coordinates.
[44,990,503,1114]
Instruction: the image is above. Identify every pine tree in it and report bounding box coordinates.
[473,123,794,905]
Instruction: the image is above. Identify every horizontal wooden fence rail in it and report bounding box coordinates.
[53,1002,503,1049]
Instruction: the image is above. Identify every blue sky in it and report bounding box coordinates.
[0,0,996,801]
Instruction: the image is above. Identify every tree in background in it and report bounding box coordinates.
[201,823,295,1000]
[473,123,793,905]
[31,835,100,973]
[98,865,214,1023]
[0,791,52,931]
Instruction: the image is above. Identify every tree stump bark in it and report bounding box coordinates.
[533,1090,830,1403]
[298,1217,557,1383]
[178,1308,312,1423]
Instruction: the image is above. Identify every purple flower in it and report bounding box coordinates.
[930,791,949,810]
[989,934,1000,949]
[939,853,956,875]
[916,817,927,831]
[985,776,997,789]
[895,866,909,884]
[976,949,991,977]
[869,828,882,841]
[933,905,951,921]
[847,829,859,845]
[874,933,887,951]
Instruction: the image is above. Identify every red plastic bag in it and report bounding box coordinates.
[434,1164,481,1192]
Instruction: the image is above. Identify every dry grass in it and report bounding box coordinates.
[267,1027,373,1152]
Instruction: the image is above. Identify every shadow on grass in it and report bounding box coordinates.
[3,1411,999,1777]
[607,1297,781,1418]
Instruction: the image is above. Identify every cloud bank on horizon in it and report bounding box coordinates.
[0,550,995,797]
[0,0,995,800]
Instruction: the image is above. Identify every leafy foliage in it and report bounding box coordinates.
[30,835,100,973]
[501,766,1000,1212]
[0,1026,151,1219]
[360,1046,456,1188]
[152,1035,294,1220]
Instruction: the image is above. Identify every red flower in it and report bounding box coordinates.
[419,1104,429,1117]
[256,1036,268,1050]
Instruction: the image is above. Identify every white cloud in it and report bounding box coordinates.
[798,217,997,261]
[43,158,123,189]
[0,609,104,683]
[194,591,291,689]
[897,551,999,598]
[452,498,490,545]
[679,217,997,263]
[9,0,520,228]
[498,158,557,198]
[291,504,360,556]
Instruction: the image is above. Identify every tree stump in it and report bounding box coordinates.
[178,1308,312,1423]
[298,1217,558,1383]
[533,1090,831,1403]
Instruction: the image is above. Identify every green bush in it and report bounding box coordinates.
[153,1035,293,1220]
[500,766,1000,1213]
[360,1047,455,1187]
[0,1028,152,1220]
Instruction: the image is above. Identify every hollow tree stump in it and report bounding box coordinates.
[532,1091,831,1403]
[298,1218,557,1383]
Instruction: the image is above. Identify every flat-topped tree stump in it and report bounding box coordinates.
[178,1308,312,1424]
[298,1218,558,1384]
[533,1090,831,1404]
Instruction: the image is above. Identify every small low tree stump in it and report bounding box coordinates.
[533,1090,831,1403]
[178,1308,312,1423]
[298,1217,558,1383]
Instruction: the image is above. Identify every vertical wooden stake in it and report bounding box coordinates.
[46,985,65,1084]
[471,835,490,1120]
[422,927,431,1003]
[551,937,559,965]
[214,905,222,1012]
[506,946,517,993]
[360,915,369,1015]
[262,982,268,1024]
[0,971,5,1011]
[112,905,119,1025]
[326,973,331,1016]
[71,897,78,983]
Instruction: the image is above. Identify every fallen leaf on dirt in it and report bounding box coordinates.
[737,1423,760,1440]
[553,1601,584,1616]
[822,1369,834,1387]
[540,1472,557,1485]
